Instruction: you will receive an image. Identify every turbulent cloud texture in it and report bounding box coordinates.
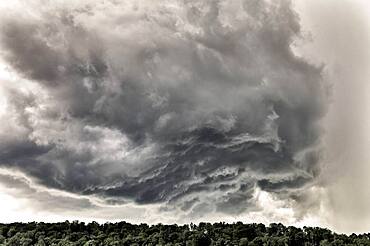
[0,0,328,217]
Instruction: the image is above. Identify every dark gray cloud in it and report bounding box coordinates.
[0,0,328,216]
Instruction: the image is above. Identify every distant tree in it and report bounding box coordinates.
[239,237,248,246]
[35,238,46,246]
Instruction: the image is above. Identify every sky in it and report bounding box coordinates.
[0,0,369,234]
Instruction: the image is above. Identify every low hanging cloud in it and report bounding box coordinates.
[0,0,328,217]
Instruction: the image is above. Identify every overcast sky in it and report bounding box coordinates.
[0,0,369,234]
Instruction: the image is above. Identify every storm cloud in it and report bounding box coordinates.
[0,0,328,216]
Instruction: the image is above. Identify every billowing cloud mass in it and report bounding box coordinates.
[0,0,328,220]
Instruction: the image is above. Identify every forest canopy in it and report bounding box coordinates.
[0,221,369,246]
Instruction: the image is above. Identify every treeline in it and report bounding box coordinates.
[0,221,369,246]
